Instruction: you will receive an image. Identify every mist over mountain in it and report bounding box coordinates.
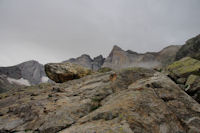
[63,44,181,70]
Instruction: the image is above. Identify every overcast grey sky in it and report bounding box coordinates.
[0,0,200,66]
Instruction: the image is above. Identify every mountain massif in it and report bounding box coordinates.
[103,45,181,69]
[64,45,181,71]
[0,34,200,133]
[0,60,50,92]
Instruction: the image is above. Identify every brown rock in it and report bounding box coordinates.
[45,62,92,83]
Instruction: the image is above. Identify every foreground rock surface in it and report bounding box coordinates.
[45,62,92,83]
[185,75,200,103]
[0,68,200,133]
[167,57,200,103]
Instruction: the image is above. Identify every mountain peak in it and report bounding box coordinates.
[79,54,92,60]
[112,45,123,51]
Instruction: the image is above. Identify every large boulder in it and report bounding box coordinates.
[176,34,200,61]
[1,68,200,133]
[45,62,92,83]
[167,57,200,79]
[167,57,200,103]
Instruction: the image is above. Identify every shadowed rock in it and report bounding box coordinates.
[176,34,200,61]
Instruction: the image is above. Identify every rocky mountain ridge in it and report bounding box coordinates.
[64,45,181,70]
[0,60,50,92]
[63,54,105,71]
[0,60,48,85]
[0,43,184,93]
[102,45,181,69]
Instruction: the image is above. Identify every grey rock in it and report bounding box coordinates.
[0,60,47,85]
[185,75,200,103]
[176,34,200,61]
[63,54,105,71]
[92,55,105,70]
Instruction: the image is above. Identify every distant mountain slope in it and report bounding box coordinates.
[0,75,27,93]
[0,60,49,85]
[176,34,200,61]
[156,45,182,66]
[102,45,181,69]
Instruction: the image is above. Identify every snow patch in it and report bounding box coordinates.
[7,77,30,86]
[41,76,49,83]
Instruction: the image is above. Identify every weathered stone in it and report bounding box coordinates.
[1,68,200,133]
[167,57,200,78]
[177,78,187,84]
[45,62,92,83]
[61,71,200,133]
[185,75,200,103]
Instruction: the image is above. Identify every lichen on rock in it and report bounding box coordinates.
[167,57,200,78]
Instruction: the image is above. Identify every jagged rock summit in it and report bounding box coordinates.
[63,44,180,71]
[63,54,105,71]
[103,45,181,69]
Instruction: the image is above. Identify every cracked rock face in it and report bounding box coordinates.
[0,68,200,133]
[167,57,200,103]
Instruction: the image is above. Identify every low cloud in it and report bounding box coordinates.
[0,0,200,66]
